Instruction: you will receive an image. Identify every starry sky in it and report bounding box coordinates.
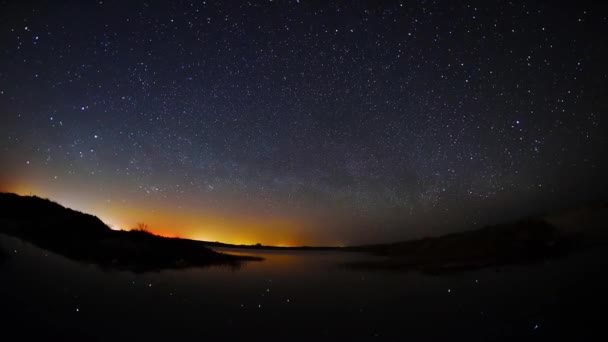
[0,0,606,246]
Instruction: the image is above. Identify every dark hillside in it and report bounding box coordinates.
[0,193,261,272]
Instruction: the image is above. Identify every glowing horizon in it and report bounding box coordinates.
[0,181,316,247]
[0,0,604,248]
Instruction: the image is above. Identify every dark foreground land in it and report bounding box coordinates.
[0,193,262,272]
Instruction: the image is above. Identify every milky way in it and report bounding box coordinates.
[0,1,606,245]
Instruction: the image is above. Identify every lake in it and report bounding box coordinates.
[1,233,606,341]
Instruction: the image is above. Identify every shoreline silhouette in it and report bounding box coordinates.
[0,193,262,272]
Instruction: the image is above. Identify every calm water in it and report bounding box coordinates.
[1,233,606,341]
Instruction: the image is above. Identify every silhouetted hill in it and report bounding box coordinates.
[0,193,261,272]
[339,202,608,272]
[200,202,606,274]
[0,193,113,238]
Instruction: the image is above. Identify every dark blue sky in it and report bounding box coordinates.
[0,0,606,245]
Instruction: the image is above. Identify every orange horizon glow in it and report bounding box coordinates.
[0,181,314,247]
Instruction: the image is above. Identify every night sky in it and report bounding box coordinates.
[0,1,606,246]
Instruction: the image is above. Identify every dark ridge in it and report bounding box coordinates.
[0,193,262,272]
[341,218,585,273]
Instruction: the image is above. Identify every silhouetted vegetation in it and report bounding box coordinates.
[134,222,152,232]
[0,193,262,272]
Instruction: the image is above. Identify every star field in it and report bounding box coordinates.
[0,0,606,245]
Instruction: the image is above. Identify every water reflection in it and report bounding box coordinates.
[1,233,607,341]
[216,247,381,273]
[0,243,7,265]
